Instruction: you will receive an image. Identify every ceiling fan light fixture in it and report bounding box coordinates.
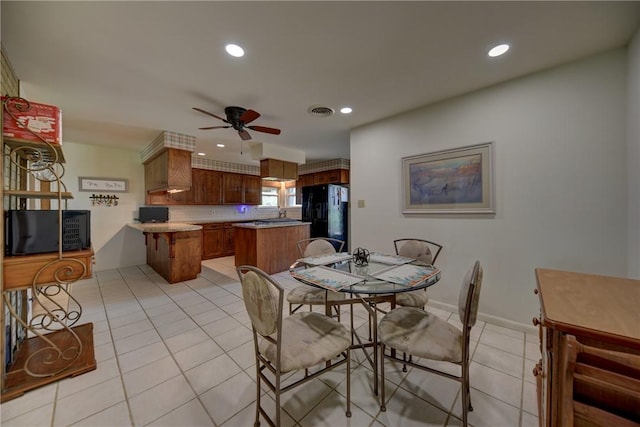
[488,43,510,57]
[225,43,245,57]
[308,105,334,117]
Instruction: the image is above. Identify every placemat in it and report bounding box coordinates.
[372,264,440,287]
[290,266,363,291]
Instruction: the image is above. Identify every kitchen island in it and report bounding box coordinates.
[128,223,202,283]
[234,220,310,274]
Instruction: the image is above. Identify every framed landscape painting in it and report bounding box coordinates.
[402,142,495,214]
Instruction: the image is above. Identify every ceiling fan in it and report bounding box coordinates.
[193,106,281,141]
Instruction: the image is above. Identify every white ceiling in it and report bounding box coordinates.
[2,1,639,166]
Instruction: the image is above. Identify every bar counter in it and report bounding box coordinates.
[128,223,202,283]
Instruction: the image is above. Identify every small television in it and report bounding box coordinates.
[138,206,169,223]
[5,210,91,256]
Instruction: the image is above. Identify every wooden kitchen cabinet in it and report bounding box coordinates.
[243,175,261,205]
[193,169,222,205]
[201,223,225,259]
[312,169,349,185]
[144,229,202,283]
[533,268,640,427]
[223,224,235,256]
[234,223,310,274]
[144,148,192,193]
[222,173,243,204]
[222,173,261,205]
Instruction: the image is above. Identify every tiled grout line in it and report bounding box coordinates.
[93,266,221,427]
[2,259,537,427]
[76,268,137,427]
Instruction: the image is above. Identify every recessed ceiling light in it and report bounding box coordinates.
[216,143,225,148]
[488,44,509,57]
[340,107,353,114]
[225,44,244,57]
[197,152,206,156]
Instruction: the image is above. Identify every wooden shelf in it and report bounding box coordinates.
[3,190,73,199]
[3,249,94,291]
[1,323,96,402]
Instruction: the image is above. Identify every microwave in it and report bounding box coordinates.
[4,210,91,256]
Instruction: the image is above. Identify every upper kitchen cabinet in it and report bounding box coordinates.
[313,169,349,185]
[260,159,298,181]
[193,168,222,205]
[222,173,261,205]
[144,148,192,194]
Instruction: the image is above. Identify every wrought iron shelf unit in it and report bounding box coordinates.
[1,97,96,402]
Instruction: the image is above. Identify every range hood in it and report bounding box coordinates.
[144,147,192,194]
[260,159,298,181]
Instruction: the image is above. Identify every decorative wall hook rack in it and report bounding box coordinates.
[90,194,119,206]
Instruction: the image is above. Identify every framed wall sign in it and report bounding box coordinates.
[78,176,128,193]
[402,142,495,214]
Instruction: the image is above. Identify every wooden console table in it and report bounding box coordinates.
[533,268,640,426]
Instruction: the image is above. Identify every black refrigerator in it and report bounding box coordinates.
[302,184,348,251]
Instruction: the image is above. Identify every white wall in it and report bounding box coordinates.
[62,142,147,271]
[351,49,629,326]
[628,28,640,279]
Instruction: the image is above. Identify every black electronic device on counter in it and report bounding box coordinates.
[137,206,169,223]
[5,210,91,256]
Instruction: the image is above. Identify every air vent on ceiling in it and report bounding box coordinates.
[308,105,334,117]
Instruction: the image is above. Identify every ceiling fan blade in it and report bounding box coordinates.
[248,125,281,135]
[199,125,232,130]
[239,129,252,141]
[192,107,228,122]
[240,109,260,124]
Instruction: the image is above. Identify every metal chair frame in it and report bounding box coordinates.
[393,238,443,265]
[380,260,482,427]
[237,265,351,427]
[288,238,346,319]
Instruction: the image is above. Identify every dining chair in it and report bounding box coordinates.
[379,260,482,427]
[237,265,351,427]
[557,334,640,427]
[392,238,443,309]
[287,237,347,319]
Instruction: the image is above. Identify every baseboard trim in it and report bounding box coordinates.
[427,299,537,334]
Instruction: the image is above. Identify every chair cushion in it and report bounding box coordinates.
[379,307,463,363]
[398,241,433,265]
[394,289,429,308]
[260,312,351,373]
[304,240,336,256]
[240,270,279,336]
[287,285,346,304]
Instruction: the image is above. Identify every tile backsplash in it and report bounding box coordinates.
[168,205,301,222]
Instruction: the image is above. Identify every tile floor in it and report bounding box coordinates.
[1,257,541,426]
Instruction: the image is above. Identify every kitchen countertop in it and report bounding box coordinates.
[185,219,254,225]
[127,223,203,232]
[233,221,310,229]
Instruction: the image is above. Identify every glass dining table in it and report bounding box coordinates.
[289,251,441,394]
